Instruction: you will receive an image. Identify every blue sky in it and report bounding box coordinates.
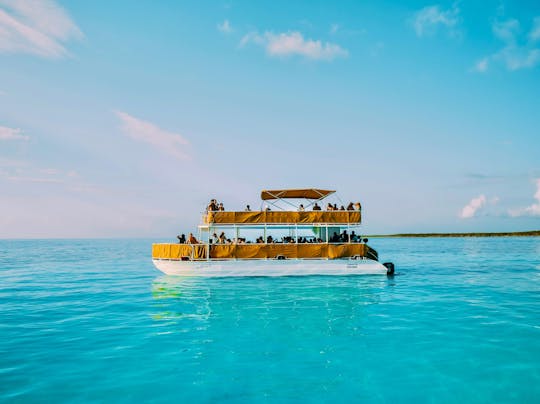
[1,0,539,238]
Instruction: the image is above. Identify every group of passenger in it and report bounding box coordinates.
[177,232,366,245]
[207,199,361,212]
[206,199,225,212]
[177,233,199,244]
[329,230,365,243]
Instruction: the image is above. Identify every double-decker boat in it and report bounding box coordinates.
[152,188,394,276]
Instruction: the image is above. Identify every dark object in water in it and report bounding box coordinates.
[383,262,395,276]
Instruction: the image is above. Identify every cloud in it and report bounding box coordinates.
[472,57,489,72]
[508,179,540,217]
[0,0,82,58]
[530,16,540,41]
[413,4,460,37]
[217,19,232,34]
[115,111,190,161]
[240,31,348,61]
[0,125,28,140]
[475,16,540,72]
[459,195,487,219]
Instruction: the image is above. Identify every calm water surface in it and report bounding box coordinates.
[1,238,539,402]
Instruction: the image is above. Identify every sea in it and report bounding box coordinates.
[1,237,539,403]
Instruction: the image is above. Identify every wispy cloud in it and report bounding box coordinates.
[459,195,487,219]
[412,4,460,37]
[217,19,232,34]
[473,57,489,72]
[458,195,500,219]
[530,17,540,41]
[0,158,78,183]
[115,111,190,161]
[474,16,540,72]
[240,31,348,61]
[508,179,540,217]
[0,0,82,58]
[0,125,29,140]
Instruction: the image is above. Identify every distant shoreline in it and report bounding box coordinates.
[368,230,540,238]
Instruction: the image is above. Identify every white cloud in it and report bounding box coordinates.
[473,57,489,72]
[509,179,540,217]
[413,4,460,37]
[459,195,487,219]
[492,18,520,43]
[115,111,190,161]
[529,16,540,41]
[476,16,540,72]
[0,125,28,140]
[240,31,348,61]
[217,19,232,34]
[0,0,82,58]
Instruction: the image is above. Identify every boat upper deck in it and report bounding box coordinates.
[204,211,361,225]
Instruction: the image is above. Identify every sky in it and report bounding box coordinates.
[1,0,539,238]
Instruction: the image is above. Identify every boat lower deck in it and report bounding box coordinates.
[152,258,388,277]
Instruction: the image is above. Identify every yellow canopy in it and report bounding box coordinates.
[261,188,335,200]
[152,243,377,261]
[205,211,361,225]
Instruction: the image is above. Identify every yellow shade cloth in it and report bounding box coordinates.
[153,243,376,260]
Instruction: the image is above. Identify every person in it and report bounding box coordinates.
[341,230,349,242]
[339,205,345,211]
[333,203,338,210]
[177,234,186,244]
[313,202,321,211]
[326,203,334,211]
[330,232,339,242]
[211,233,219,244]
[245,205,251,211]
[347,202,354,211]
[219,232,226,244]
[350,231,358,242]
[207,199,218,212]
[354,202,362,211]
[264,205,271,211]
[218,202,225,211]
[187,233,199,244]
[298,204,305,212]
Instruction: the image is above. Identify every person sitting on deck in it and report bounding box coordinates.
[218,202,225,211]
[177,234,186,244]
[211,233,219,244]
[341,230,349,242]
[298,204,305,212]
[340,205,345,211]
[219,232,226,244]
[333,203,338,210]
[354,202,361,211]
[187,233,199,244]
[313,202,321,211]
[350,231,358,242]
[267,235,273,243]
[245,205,251,211]
[326,203,334,211]
[347,202,354,211]
[330,232,339,242]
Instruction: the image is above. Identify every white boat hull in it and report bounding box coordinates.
[152,258,388,277]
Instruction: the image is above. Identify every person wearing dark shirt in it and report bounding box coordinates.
[313,203,321,211]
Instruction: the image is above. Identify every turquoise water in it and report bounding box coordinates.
[1,238,540,402]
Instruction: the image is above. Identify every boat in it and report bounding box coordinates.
[152,188,394,276]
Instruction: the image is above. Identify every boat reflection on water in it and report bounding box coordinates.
[151,276,213,324]
[149,274,391,336]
